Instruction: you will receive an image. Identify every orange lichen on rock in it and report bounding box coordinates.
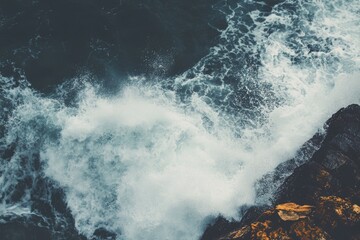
[225,226,250,239]
[262,209,275,217]
[217,196,359,240]
[290,220,330,240]
[268,227,292,240]
[275,203,313,221]
[276,203,314,213]
[318,196,360,227]
[353,204,360,214]
[250,221,270,240]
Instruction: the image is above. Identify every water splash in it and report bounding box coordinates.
[0,0,359,239]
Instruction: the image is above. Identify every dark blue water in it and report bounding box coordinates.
[0,0,227,91]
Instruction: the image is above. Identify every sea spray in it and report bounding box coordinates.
[0,0,359,239]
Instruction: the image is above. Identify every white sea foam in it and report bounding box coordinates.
[0,0,359,239]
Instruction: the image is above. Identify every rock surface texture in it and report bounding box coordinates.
[202,104,360,240]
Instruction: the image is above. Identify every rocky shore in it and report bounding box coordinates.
[1,104,359,240]
[202,104,360,240]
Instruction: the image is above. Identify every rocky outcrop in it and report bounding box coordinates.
[202,104,360,240]
[275,105,360,205]
[218,196,359,240]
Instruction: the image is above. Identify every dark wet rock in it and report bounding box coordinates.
[276,104,360,204]
[201,206,271,240]
[316,196,360,239]
[202,104,360,240]
[274,161,340,205]
[255,130,326,205]
[0,0,226,92]
[201,216,243,240]
[238,206,272,227]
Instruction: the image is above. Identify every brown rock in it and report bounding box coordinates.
[268,227,292,240]
[353,204,360,214]
[276,203,313,221]
[250,221,272,240]
[202,105,360,240]
[277,210,304,221]
[290,220,331,240]
[221,226,251,239]
[275,105,360,205]
[317,196,360,229]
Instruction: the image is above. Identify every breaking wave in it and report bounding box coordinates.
[0,0,359,239]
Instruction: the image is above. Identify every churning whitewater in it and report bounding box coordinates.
[1,0,360,239]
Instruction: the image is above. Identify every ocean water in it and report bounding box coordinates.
[0,0,360,239]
